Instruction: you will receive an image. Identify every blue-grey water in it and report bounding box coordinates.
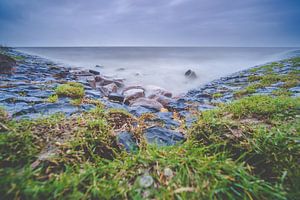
[18,47,299,94]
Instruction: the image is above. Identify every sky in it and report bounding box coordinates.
[0,0,299,47]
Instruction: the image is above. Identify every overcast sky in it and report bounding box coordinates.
[0,0,299,47]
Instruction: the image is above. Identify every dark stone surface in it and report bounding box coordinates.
[144,126,185,146]
[117,131,138,152]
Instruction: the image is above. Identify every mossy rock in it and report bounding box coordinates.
[55,82,85,98]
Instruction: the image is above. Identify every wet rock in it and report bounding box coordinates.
[102,83,118,94]
[131,98,163,111]
[148,94,172,107]
[155,112,180,128]
[146,85,172,98]
[117,131,138,152]
[184,69,197,79]
[144,126,185,146]
[167,98,187,111]
[95,65,104,68]
[89,69,100,75]
[108,93,125,103]
[0,54,16,73]
[33,103,79,116]
[95,75,115,86]
[289,86,300,93]
[129,106,154,117]
[123,88,145,104]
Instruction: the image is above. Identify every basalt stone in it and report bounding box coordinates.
[33,103,79,116]
[129,106,154,117]
[167,99,187,111]
[155,112,180,129]
[289,86,300,93]
[0,54,16,73]
[85,90,102,98]
[255,87,278,94]
[144,126,185,146]
[117,131,138,152]
[198,104,216,111]
[108,93,125,103]
[130,97,163,111]
[89,69,100,75]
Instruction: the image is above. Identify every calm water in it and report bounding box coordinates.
[18,47,299,94]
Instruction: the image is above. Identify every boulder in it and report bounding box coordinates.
[130,97,163,111]
[89,69,100,75]
[184,69,197,79]
[148,94,172,107]
[108,93,125,103]
[102,83,118,94]
[145,85,172,98]
[144,126,185,146]
[95,65,104,68]
[0,54,16,73]
[123,88,145,104]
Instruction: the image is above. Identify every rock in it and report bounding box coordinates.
[184,69,197,79]
[148,94,172,107]
[146,85,172,98]
[131,98,163,111]
[0,54,16,73]
[95,65,104,68]
[117,131,138,152]
[95,75,114,85]
[139,174,154,188]
[102,83,118,94]
[144,126,185,146]
[163,168,173,178]
[89,69,100,75]
[155,112,180,128]
[123,88,145,104]
[116,67,125,71]
[129,106,153,117]
[108,93,125,103]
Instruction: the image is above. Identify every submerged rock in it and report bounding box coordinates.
[144,126,185,146]
[184,69,197,79]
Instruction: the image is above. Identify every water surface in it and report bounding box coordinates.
[18,47,298,94]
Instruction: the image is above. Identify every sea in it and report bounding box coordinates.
[18,47,299,94]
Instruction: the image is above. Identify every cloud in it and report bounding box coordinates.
[0,0,299,46]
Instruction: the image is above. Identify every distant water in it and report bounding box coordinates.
[18,47,299,94]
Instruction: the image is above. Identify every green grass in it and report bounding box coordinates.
[0,95,299,199]
[0,56,300,199]
[234,60,300,98]
[212,93,223,99]
[55,82,85,99]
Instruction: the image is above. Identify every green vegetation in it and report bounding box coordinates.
[47,94,58,103]
[234,60,299,98]
[212,93,223,99]
[0,95,299,199]
[55,82,85,99]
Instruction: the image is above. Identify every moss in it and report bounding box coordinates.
[47,94,58,103]
[212,93,223,99]
[55,82,85,98]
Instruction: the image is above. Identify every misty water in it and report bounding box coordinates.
[18,47,298,94]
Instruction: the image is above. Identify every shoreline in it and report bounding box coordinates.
[1,47,300,199]
[0,47,299,119]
